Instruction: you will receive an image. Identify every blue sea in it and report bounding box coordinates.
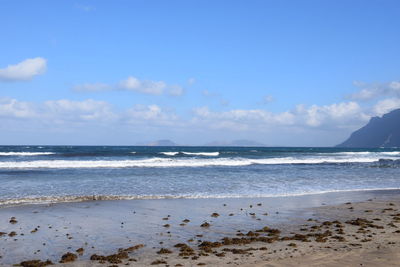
[1,146,400,206]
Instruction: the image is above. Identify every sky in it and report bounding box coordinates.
[1,0,400,146]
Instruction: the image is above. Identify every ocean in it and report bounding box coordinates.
[1,146,400,206]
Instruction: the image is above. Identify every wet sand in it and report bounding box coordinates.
[1,190,400,266]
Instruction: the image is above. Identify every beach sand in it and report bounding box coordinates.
[1,190,400,266]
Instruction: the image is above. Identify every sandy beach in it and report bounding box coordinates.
[0,190,399,266]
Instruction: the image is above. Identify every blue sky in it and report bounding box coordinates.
[1,0,400,145]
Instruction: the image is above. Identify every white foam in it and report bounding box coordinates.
[181,152,220,156]
[381,152,400,155]
[333,152,372,155]
[0,156,394,169]
[0,152,55,156]
[159,152,179,156]
[1,187,400,206]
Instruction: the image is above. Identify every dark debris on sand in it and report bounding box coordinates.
[90,244,144,264]
[59,252,77,263]
[19,260,53,267]
[6,200,400,266]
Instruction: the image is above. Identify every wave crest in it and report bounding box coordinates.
[181,152,219,156]
[159,152,179,156]
[0,156,395,169]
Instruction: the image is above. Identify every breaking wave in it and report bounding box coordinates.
[159,152,179,156]
[181,152,220,156]
[0,156,395,169]
[159,152,219,156]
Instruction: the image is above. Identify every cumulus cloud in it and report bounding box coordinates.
[192,106,292,131]
[349,80,400,100]
[74,76,185,96]
[296,102,367,128]
[192,101,368,132]
[373,98,400,116]
[44,99,116,122]
[126,104,178,126]
[0,98,180,130]
[0,98,115,124]
[0,57,47,81]
[0,95,390,146]
[0,98,36,118]
[118,76,165,95]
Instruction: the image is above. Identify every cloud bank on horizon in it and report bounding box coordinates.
[1,1,400,146]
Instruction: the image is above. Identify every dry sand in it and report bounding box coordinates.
[1,190,400,266]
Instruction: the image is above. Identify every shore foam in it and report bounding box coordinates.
[2,187,400,207]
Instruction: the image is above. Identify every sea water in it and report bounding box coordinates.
[0,146,400,206]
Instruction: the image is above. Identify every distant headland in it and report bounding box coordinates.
[337,108,400,148]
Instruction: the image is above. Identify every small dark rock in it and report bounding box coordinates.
[200,222,210,228]
[59,252,77,263]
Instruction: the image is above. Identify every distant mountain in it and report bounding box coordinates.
[204,139,267,147]
[145,140,178,146]
[337,109,400,148]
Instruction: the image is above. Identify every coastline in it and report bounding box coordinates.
[2,187,400,208]
[1,189,400,266]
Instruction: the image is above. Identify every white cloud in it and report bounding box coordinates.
[126,104,178,126]
[118,76,165,95]
[0,98,117,125]
[298,102,366,127]
[127,104,163,120]
[192,101,368,132]
[74,76,184,96]
[349,88,375,100]
[0,98,178,128]
[373,98,400,116]
[0,96,389,146]
[0,98,36,118]
[44,99,116,122]
[349,80,400,100]
[0,57,47,81]
[192,107,294,131]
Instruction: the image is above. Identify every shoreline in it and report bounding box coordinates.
[1,189,400,266]
[2,187,400,208]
